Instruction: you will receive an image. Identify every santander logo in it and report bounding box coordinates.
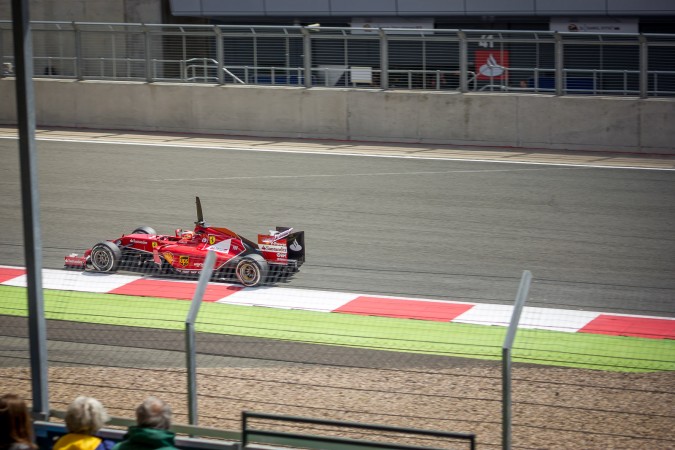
[479,54,505,78]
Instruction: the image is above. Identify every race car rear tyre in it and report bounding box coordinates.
[235,255,269,287]
[132,226,156,235]
[90,241,122,272]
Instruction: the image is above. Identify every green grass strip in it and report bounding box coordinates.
[1,285,673,372]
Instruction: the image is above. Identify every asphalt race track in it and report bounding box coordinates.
[1,134,674,317]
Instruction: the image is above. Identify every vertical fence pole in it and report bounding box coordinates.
[379,28,388,89]
[11,0,49,421]
[144,24,152,82]
[302,28,312,87]
[74,22,82,80]
[458,31,468,93]
[0,28,4,77]
[185,250,217,427]
[215,26,224,85]
[639,34,648,98]
[502,270,532,450]
[554,32,563,96]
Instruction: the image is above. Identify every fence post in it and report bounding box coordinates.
[73,22,83,80]
[458,31,468,93]
[215,26,224,85]
[554,32,563,96]
[639,34,648,98]
[379,28,388,89]
[502,270,532,450]
[185,250,217,427]
[144,24,152,82]
[11,0,50,421]
[0,28,4,78]
[302,27,312,87]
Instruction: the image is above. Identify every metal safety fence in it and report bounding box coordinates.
[1,21,675,97]
[2,261,674,448]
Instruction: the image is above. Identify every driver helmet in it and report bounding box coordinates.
[180,230,195,242]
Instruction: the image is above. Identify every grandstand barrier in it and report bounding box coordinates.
[34,422,240,450]
[35,411,476,450]
[241,411,477,450]
[35,415,241,450]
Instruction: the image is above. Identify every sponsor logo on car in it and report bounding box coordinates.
[290,239,303,251]
[64,254,86,266]
[271,228,293,242]
[209,235,217,245]
[130,239,148,245]
[260,244,287,253]
[152,241,158,248]
[163,252,174,264]
[179,256,189,267]
[207,239,232,254]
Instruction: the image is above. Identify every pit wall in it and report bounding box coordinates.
[1,79,673,154]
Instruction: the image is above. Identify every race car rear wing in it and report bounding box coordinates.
[258,227,305,266]
[283,228,305,265]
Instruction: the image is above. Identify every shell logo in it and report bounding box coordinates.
[163,252,174,265]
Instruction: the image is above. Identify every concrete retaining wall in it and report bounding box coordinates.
[1,79,673,154]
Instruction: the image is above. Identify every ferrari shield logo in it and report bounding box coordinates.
[179,256,189,267]
[152,241,158,248]
[208,235,217,245]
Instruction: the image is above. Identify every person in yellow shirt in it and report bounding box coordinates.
[52,397,115,450]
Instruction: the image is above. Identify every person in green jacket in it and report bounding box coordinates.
[112,398,177,450]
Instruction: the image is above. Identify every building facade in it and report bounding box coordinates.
[168,0,675,33]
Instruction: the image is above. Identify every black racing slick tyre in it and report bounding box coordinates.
[90,241,122,273]
[132,226,157,235]
[235,254,269,287]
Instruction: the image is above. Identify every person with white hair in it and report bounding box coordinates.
[52,396,115,450]
[112,397,177,450]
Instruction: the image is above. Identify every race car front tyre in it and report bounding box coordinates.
[132,226,157,235]
[90,241,122,272]
[235,255,269,287]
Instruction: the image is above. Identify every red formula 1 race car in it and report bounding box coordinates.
[64,197,305,287]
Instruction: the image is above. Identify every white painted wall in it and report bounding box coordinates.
[0,79,673,154]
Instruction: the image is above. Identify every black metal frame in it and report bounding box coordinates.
[241,411,476,450]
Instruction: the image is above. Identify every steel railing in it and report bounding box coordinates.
[1,21,674,97]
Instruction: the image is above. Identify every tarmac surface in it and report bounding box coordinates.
[2,128,674,449]
[1,126,674,317]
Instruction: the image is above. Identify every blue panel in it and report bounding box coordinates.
[169,0,203,15]
[398,0,465,14]
[265,0,331,15]
[331,0,398,14]
[201,0,265,15]
[536,0,607,14]
[609,0,675,13]
[466,0,536,14]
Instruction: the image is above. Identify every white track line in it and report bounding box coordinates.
[1,135,673,171]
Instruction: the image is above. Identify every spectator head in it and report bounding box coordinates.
[64,396,109,435]
[135,397,171,430]
[0,393,35,449]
